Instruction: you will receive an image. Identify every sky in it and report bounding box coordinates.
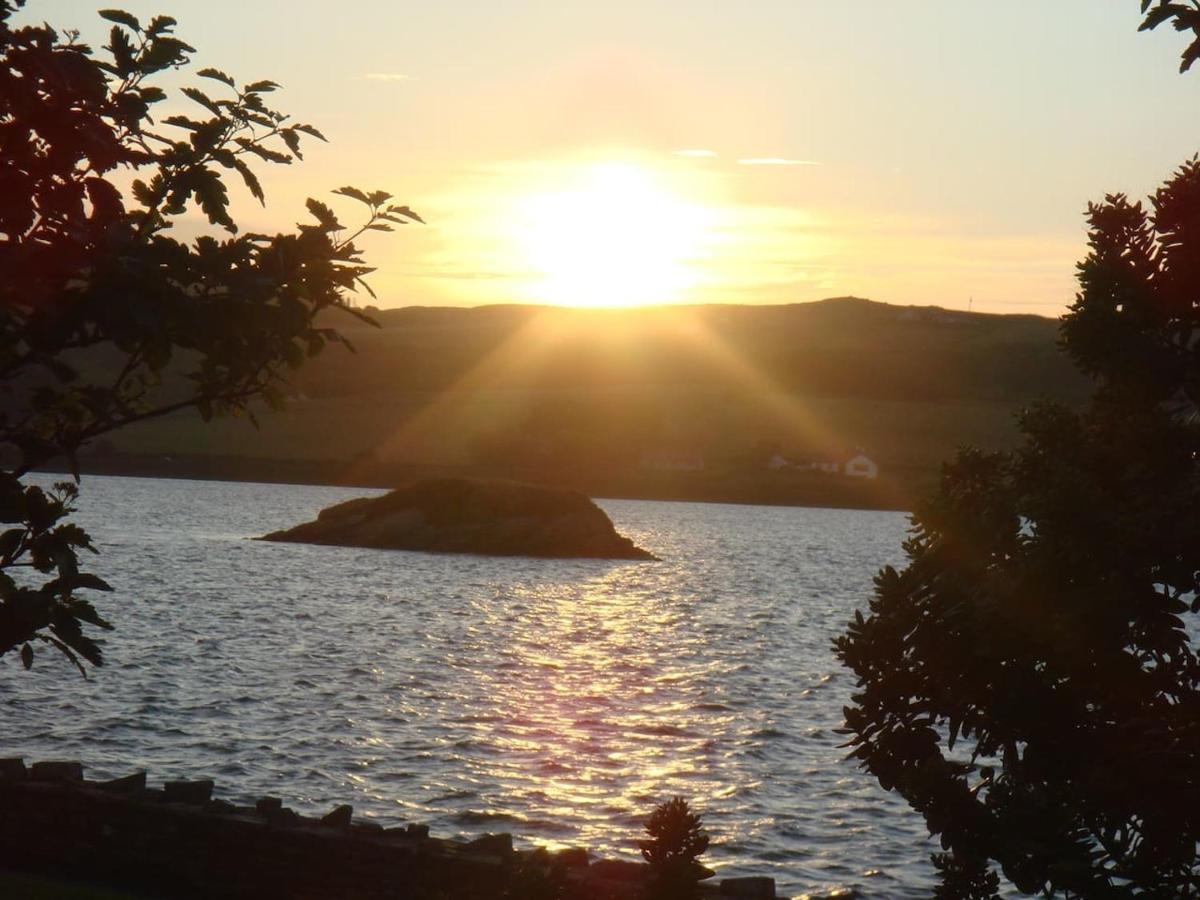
[28,1,1200,315]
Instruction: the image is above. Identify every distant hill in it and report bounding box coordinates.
[296,297,1080,403]
[96,298,1090,508]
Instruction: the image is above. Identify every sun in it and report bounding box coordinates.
[511,162,714,308]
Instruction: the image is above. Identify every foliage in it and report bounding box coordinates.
[639,797,710,900]
[834,20,1200,898]
[1140,1,1200,71]
[0,1,417,672]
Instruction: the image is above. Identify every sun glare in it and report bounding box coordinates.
[512,163,715,308]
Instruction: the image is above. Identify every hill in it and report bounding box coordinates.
[88,298,1090,509]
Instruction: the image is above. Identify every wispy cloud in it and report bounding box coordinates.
[737,158,820,166]
[674,149,719,158]
[360,72,411,82]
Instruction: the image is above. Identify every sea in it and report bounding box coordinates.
[2,474,945,899]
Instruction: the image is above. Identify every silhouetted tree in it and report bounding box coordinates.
[639,797,710,900]
[1141,0,1200,71]
[0,1,419,672]
[835,5,1200,897]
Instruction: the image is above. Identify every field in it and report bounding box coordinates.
[92,298,1089,507]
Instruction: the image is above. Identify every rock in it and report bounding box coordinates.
[260,477,657,560]
[0,758,26,781]
[30,761,83,782]
[554,847,589,869]
[719,876,777,897]
[466,832,514,856]
[206,799,237,814]
[321,804,353,828]
[97,771,146,793]
[255,796,283,814]
[406,823,430,839]
[163,780,214,804]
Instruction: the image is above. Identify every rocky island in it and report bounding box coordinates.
[260,477,657,560]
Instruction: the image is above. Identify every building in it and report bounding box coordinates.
[844,452,879,479]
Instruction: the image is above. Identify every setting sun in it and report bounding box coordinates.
[510,163,716,308]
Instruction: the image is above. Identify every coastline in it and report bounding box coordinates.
[41,450,919,514]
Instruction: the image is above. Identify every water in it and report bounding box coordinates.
[2,475,939,898]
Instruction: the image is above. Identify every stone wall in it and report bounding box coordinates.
[0,759,778,899]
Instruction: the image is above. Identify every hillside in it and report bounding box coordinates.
[92,298,1090,508]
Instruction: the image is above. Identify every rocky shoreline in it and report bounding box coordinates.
[0,758,779,899]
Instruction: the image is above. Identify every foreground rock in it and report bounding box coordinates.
[260,477,657,560]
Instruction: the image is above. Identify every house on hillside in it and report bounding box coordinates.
[844,452,878,479]
[767,449,879,479]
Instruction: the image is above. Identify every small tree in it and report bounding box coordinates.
[639,797,710,900]
[835,5,1200,897]
[0,1,420,673]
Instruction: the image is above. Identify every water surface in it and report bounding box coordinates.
[3,475,939,898]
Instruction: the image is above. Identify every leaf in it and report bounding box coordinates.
[140,35,194,71]
[236,139,292,164]
[197,67,236,88]
[1139,4,1188,31]
[305,198,341,231]
[280,128,302,159]
[333,186,369,204]
[354,276,378,299]
[387,204,425,224]
[244,80,280,93]
[45,637,89,678]
[108,25,136,72]
[20,644,32,670]
[68,599,113,629]
[293,123,327,141]
[181,86,223,116]
[231,158,265,205]
[71,573,114,593]
[367,190,392,206]
[1181,34,1200,72]
[147,15,177,35]
[131,179,154,205]
[99,9,140,30]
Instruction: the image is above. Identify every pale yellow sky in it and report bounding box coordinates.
[29,1,1200,315]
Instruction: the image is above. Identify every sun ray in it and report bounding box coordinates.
[668,309,911,509]
[342,310,590,480]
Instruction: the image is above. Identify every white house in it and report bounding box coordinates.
[844,452,879,479]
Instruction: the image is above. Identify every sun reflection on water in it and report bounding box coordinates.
[444,569,752,857]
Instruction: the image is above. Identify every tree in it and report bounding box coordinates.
[0,1,420,673]
[639,797,710,900]
[835,5,1200,897]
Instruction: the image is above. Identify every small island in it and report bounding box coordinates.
[260,477,658,560]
